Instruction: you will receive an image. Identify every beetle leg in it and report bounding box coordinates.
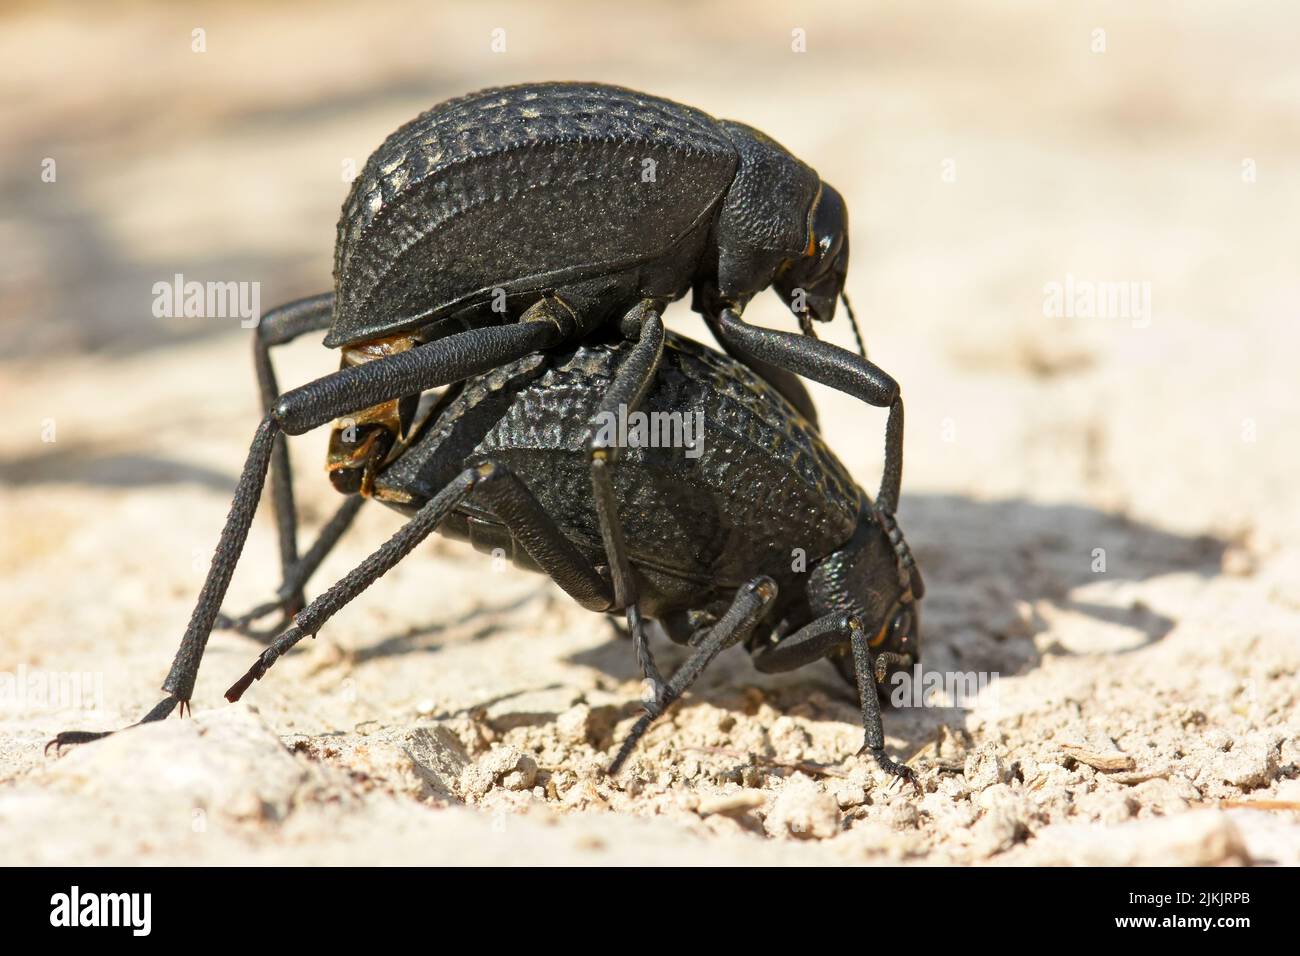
[872,650,913,685]
[610,576,777,775]
[706,307,905,514]
[586,302,668,703]
[224,464,485,701]
[750,611,918,789]
[216,495,365,639]
[849,616,919,790]
[49,318,577,750]
[709,325,821,428]
[167,318,574,698]
[222,292,367,639]
[749,612,848,674]
[469,463,613,614]
[252,293,337,624]
[45,696,181,750]
[224,460,612,701]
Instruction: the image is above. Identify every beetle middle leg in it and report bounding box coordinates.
[586,301,669,704]
[609,575,778,774]
[224,459,613,701]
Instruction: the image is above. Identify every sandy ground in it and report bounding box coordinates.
[1,1,1298,865]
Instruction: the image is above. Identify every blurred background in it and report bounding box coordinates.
[1,1,1297,864]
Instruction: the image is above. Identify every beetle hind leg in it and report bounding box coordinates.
[254,295,335,607]
[216,495,365,640]
[49,318,573,750]
[46,696,180,752]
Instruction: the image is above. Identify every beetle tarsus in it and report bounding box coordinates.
[862,745,921,793]
[45,730,111,753]
[47,694,181,753]
[224,660,267,703]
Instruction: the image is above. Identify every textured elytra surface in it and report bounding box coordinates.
[378,332,862,610]
[331,83,739,345]
[715,120,820,256]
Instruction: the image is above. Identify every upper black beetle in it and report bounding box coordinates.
[59,81,910,734]
[217,326,924,781]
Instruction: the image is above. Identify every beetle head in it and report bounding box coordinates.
[812,502,924,689]
[775,182,850,326]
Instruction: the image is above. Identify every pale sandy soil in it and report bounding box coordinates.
[1,1,1298,865]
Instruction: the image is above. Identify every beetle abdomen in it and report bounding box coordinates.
[330,83,738,347]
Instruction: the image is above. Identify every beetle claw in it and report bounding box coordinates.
[860,745,922,794]
[45,729,113,753]
[46,695,182,754]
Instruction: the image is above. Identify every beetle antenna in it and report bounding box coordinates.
[879,509,924,600]
[841,291,867,360]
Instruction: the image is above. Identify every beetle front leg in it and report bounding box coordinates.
[751,611,917,789]
[848,615,918,788]
[49,317,575,749]
[587,302,668,703]
[706,327,820,428]
[706,307,905,514]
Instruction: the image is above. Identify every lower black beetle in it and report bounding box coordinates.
[59,81,912,737]
[211,324,924,781]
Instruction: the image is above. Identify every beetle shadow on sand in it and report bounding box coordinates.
[285,493,1226,759]
[564,494,1228,756]
[0,79,452,362]
[0,442,238,493]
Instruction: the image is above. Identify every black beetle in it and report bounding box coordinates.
[215,325,923,780]
[56,81,909,737]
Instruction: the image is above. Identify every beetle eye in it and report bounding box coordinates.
[890,608,912,643]
[818,232,839,261]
